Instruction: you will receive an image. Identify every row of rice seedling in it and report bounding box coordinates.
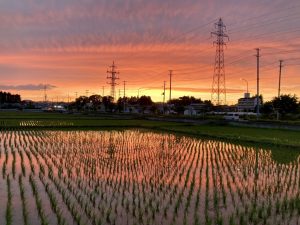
[19,120,74,127]
[0,129,299,225]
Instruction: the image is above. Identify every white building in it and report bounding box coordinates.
[237,93,260,112]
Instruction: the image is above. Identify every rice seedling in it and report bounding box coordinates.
[6,175,12,225]
[0,129,298,225]
[19,175,29,225]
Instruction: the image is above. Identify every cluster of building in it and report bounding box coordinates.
[183,92,260,116]
[1,92,260,117]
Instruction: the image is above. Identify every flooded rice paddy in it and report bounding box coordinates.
[0,129,299,225]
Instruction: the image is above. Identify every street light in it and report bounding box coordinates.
[241,78,249,93]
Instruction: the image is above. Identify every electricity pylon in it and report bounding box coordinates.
[211,18,229,105]
[106,61,119,101]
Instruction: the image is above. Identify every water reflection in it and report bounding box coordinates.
[0,129,298,225]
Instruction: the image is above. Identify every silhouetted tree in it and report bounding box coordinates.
[138,95,153,106]
[0,91,21,104]
[74,96,89,110]
[102,96,114,112]
[168,96,203,114]
[272,94,298,115]
[128,96,139,105]
[117,97,129,112]
[261,101,274,115]
[88,95,102,110]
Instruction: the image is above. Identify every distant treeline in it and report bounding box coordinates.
[0,91,21,104]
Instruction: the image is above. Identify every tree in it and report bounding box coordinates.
[272,94,298,116]
[0,91,21,104]
[137,96,153,114]
[89,95,102,105]
[138,95,153,106]
[203,100,213,112]
[102,96,115,112]
[74,96,89,111]
[117,97,129,112]
[261,101,274,115]
[168,96,203,114]
[128,96,139,105]
[88,95,102,110]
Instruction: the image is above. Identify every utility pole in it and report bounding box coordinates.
[75,92,78,100]
[86,90,89,97]
[123,81,126,98]
[256,48,260,118]
[277,60,283,121]
[211,18,229,105]
[123,81,126,112]
[278,60,283,98]
[118,89,121,99]
[44,85,47,103]
[169,70,173,102]
[107,61,120,101]
[163,81,166,114]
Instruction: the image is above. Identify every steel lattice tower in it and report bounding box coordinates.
[211,18,229,105]
[106,61,119,101]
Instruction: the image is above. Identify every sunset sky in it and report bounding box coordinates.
[0,0,299,104]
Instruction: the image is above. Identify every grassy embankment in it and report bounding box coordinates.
[0,112,299,148]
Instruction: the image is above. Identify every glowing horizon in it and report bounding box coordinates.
[0,0,299,105]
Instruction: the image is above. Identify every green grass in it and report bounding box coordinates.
[0,112,299,149]
[159,124,300,148]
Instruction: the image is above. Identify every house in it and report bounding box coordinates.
[184,103,207,116]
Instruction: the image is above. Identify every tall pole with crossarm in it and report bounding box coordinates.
[169,70,173,102]
[278,60,283,98]
[256,48,260,118]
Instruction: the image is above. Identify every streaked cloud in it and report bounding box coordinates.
[0,84,56,91]
[0,0,299,102]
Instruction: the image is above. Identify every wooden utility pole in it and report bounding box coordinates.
[169,70,173,102]
[278,60,283,98]
[123,81,126,112]
[163,81,166,114]
[256,48,260,118]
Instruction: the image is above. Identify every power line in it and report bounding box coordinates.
[227,3,300,28]
[228,12,300,34]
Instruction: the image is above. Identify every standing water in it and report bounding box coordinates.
[0,129,299,225]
